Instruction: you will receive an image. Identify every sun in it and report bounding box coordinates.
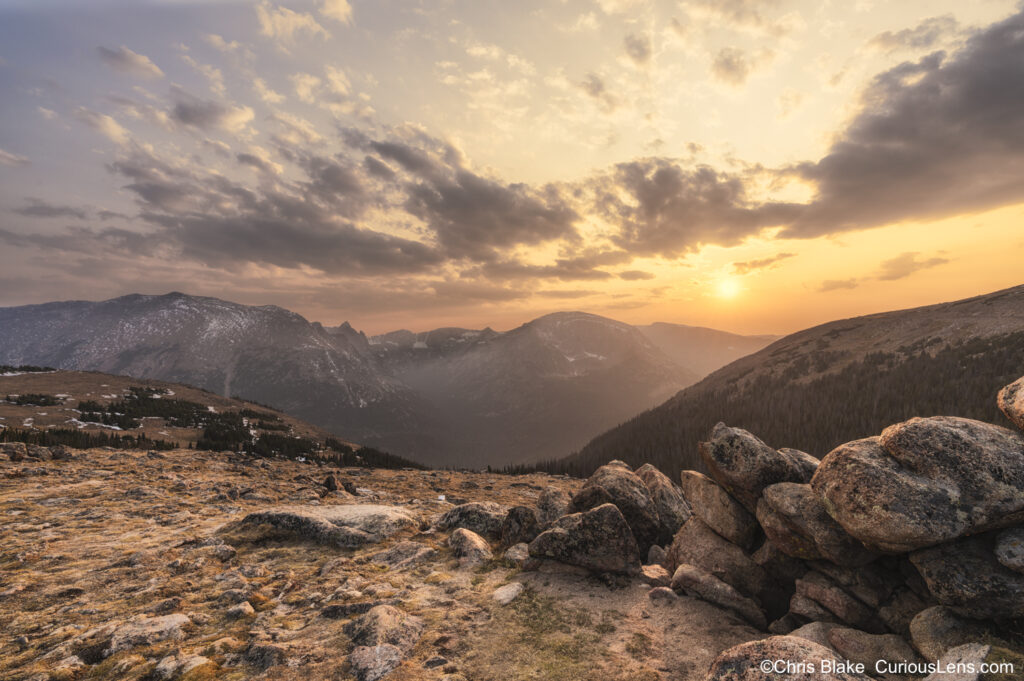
[716,278,742,299]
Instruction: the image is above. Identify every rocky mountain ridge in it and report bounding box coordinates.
[0,295,774,467]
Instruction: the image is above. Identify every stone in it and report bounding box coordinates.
[994,527,1024,573]
[808,561,898,609]
[795,572,886,634]
[679,470,760,550]
[49,444,74,460]
[780,447,820,479]
[928,643,1024,681]
[790,593,840,624]
[436,502,508,539]
[343,605,423,653]
[758,483,876,565]
[706,636,873,680]
[349,644,403,681]
[449,528,492,567]
[640,564,671,587]
[503,543,537,570]
[665,516,777,613]
[699,422,815,513]
[790,622,841,650]
[635,463,691,544]
[324,474,339,491]
[222,505,417,547]
[371,541,438,568]
[536,488,571,529]
[647,544,667,566]
[768,613,803,635]
[814,418,1024,553]
[670,564,767,629]
[648,586,679,602]
[752,540,808,585]
[528,503,641,575]
[910,532,1024,619]
[153,653,213,680]
[106,614,191,656]
[245,642,288,669]
[998,375,1024,431]
[500,506,540,546]
[826,628,920,679]
[491,582,524,605]
[2,442,27,461]
[226,601,255,619]
[909,606,990,663]
[570,463,661,552]
[877,587,931,637]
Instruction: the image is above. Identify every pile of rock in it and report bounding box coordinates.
[455,374,1024,680]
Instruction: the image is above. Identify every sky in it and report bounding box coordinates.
[1,0,1023,335]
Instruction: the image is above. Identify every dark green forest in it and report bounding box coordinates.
[512,331,1024,478]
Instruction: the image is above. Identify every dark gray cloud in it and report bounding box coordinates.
[876,252,950,280]
[578,72,617,111]
[784,10,1024,237]
[732,252,795,274]
[594,159,799,258]
[870,15,960,51]
[13,198,88,220]
[623,33,652,65]
[169,87,252,132]
[618,270,655,280]
[711,47,751,85]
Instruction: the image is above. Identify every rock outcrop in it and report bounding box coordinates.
[706,636,873,681]
[221,505,417,547]
[569,464,660,552]
[436,502,508,539]
[529,503,641,575]
[635,463,691,544]
[679,470,759,550]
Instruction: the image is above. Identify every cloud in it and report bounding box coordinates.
[732,252,795,274]
[685,0,797,37]
[256,1,329,45]
[253,77,285,104]
[618,270,655,280]
[535,289,599,299]
[711,47,751,85]
[291,72,322,103]
[169,88,254,133]
[321,0,353,24]
[0,148,29,167]
[13,198,88,220]
[784,11,1024,238]
[870,15,960,52]
[74,107,131,145]
[578,72,617,112]
[623,33,652,66]
[97,46,164,79]
[818,278,859,292]
[876,252,950,280]
[594,159,799,258]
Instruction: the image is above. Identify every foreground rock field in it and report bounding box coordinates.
[4,374,1024,681]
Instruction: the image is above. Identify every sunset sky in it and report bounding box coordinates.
[1,0,1023,335]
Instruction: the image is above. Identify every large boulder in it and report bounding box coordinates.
[635,463,691,544]
[924,643,1024,681]
[528,503,641,575]
[449,528,493,567]
[699,423,815,513]
[220,505,417,547]
[436,502,508,539]
[910,532,1024,619]
[666,516,780,615]
[909,606,990,662]
[794,572,887,634]
[670,564,766,629]
[998,375,1024,432]
[757,483,876,565]
[813,419,1024,553]
[570,464,660,552]
[679,470,760,550]
[826,628,920,680]
[536,488,571,529]
[500,506,540,546]
[705,636,873,681]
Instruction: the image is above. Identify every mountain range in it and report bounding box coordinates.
[551,284,1024,477]
[0,293,775,467]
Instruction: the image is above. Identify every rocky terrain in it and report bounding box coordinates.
[0,295,774,468]
[4,375,1024,680]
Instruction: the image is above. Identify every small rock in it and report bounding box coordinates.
[670,563,767,629]
[998,375,1024,431]
[349,644,403,681]
[449,528,493,567]
[646,544,667,566]
[503,543,537,569]
[344,605,423,653]
[226,601,255,619]
[371,541,438,568]
[153,653,213,680]
[995,526,1024,573]
[244,642,288,669]
[424,655,448,668]
[648,586,679,602]
[640,564,671,587]
[491,582,524,605]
